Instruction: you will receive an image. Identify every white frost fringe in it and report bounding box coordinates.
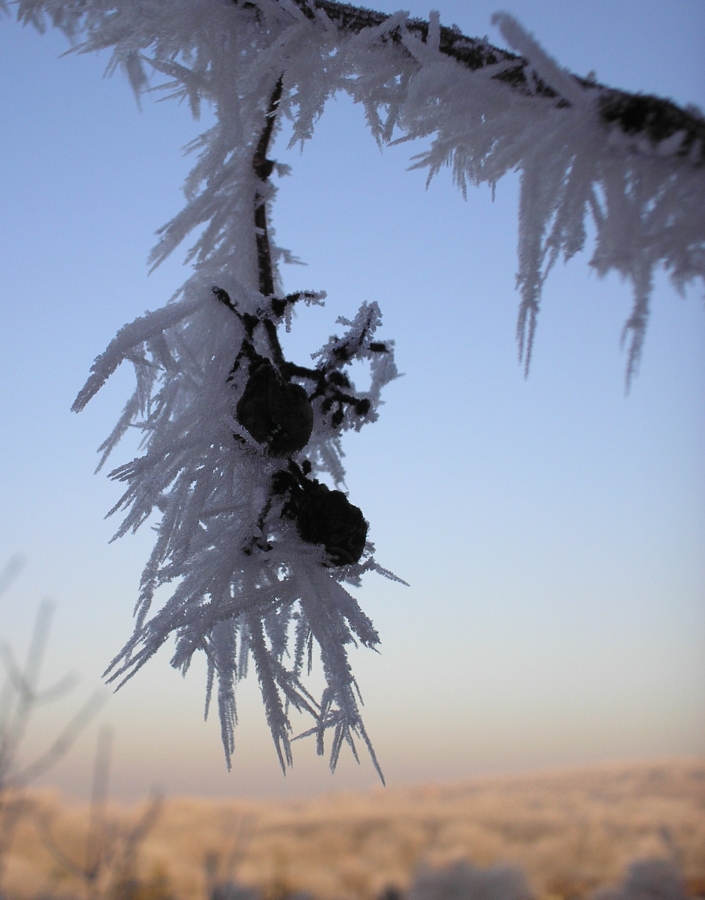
[13,0,704,771]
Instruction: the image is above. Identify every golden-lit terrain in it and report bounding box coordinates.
[4,759,704,900]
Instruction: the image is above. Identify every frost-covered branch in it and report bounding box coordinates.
[67,44,401,774]
[16,0,704,379]
[88,280,400,777]
[283,0,705,159]
[296,0,704,377]
[10,0,704,775]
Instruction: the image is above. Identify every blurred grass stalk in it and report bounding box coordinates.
[0,556,104,891]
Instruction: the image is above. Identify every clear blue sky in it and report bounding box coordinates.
[0,1,703,800]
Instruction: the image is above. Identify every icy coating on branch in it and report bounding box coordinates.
[13,0,704,772]
[73,279,400,776]
[16,0,705,382]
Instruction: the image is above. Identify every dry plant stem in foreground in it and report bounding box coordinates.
[0,560,105,892]
[39,726,164,900]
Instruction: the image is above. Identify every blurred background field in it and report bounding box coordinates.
[4,759,703,900]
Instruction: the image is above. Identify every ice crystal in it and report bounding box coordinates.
[12,0,703,772]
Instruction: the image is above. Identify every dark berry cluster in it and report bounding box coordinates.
[213,286,375,566]
[236,361,313,457]
[274,461,367,566]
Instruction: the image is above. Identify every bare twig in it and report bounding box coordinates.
[204,813,257,900]
[253,75,284,301]
[0,556,24,601]
[38,726,165,900]
[0,563,106,890]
